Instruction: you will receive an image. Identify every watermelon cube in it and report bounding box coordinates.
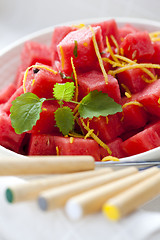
[2,86,24,115]
[136,78,160,117]
[117,68,155,94]
[121,31,154,62]
[57,26,104,74]
[121,101,148,131]
[28,134,56,155]
[100,138,126,159]
[118,24,139,40]
[0,112,25,153]
[21,41,52,69]
[0,83,16,104]
[79,113,124,143]
[30,101,59,134]
[91,19,120,47]
[25,67,62,98]
[51,25,76,63]
[78,71,121,103]
[122,125,160,156]
[53,136,101,161]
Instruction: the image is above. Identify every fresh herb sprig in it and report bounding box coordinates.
[10,82,122,135]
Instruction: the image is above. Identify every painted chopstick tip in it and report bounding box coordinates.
[102,204,120,221]
[6,188,14,203]
[38,196,48,211]
[65,199,83,221]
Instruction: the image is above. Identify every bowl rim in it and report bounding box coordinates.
[0,16,160,161]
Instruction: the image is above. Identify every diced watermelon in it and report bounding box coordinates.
[100,138,126,158]
[0,83,16,104]
[118,24,139,40]
[51,25,76,63]
[57,26,104,74]
[28,134,56,155]
[2,86,24,115]
[121,101,148,131]
[53,136,101,161]
[136,78,160,117]
[121,125,160,156]
[21,41,52,69]
[91,19,120,47]
[121,31,154,62]
[0,112,25,153]
[151,41,160,76]
[25,67,62,98]
[30,101,59,134]
[117,68,155,94]
[78,71,121,103]
[79,113,124,143]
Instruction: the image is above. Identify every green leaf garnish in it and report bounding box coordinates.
[54,106,74,135]
[10,92,46,134]
[73,40,78,58]
[78,90,122,119]
[53,82,75,102]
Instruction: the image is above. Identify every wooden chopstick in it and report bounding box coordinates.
[37,167,138,211]
[65,167,159,220]
[5,168,113,203]
[102,171,160,221]
[0,155,95,175]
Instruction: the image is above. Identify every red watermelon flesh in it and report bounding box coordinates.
[57,26,104,74]
[100,138,126,159]
[30,101,59,134]
[91,19,120,47]
[151,41,160,76]
[117,68,155,94]
[51,25,76,63]
[25,68,62,99]
[121,31,154,62]
[78,71,121,103]
[2,86,24,115]
[121,101,148,131]
[21,41,52,69]
[136,78,160,117]
[53,136,101,161]
[79,113,124,143]
[28,134,56,155]
[121,125,160,156]
[0,83,16,104]
[118,24,139,40]
[0,112,25,153]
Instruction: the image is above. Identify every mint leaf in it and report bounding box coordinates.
[10,92,46,134]
[73,40,78,58]
[78,90,122,118]
[53,82,75,102]
[55,107,74,135]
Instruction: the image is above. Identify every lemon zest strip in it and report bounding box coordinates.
[71,57,79,102]
[81,119,112,155]
[122,100,143,109]
[23,64,57,93]
[101,156,119,162]
[89,25,108,84]
[59,45,65,70]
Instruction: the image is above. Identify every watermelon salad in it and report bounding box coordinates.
[1,19,160,161]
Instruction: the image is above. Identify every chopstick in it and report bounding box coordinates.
[65,166,159,220]
[5,168,113,203]
[0,155,95,175]
[103,171,160,221]
[37,167,137,211]
[1,155,160,176]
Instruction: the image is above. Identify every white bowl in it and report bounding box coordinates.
[0,17,160,161]
[0,17,160,240]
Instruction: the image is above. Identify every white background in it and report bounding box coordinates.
[1,0,160,50]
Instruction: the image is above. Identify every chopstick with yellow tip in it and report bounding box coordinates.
[65,167,159,220]
[102,171,160,221]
